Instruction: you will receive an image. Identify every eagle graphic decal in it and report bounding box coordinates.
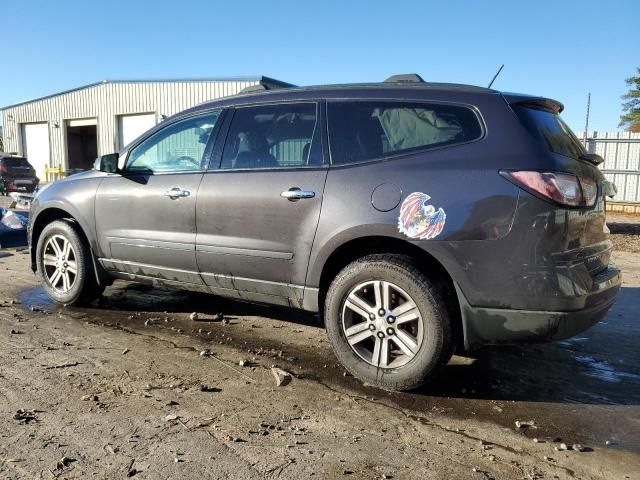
[398,192,446,240]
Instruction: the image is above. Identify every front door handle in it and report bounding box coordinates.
[164,187,191,199]
[281,188,316,201]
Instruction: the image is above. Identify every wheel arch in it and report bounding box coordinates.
[30,206,109,286]
[316,235,463,350]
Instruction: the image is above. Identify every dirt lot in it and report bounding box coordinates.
[1,200,639,479]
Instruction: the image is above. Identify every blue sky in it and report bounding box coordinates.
[1,0,638,132]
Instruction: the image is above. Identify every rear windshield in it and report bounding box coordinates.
[2,157,30,167]
[513,106,586,160]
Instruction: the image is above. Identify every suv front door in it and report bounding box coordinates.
[196,102,327,307]
[95,111,222,286]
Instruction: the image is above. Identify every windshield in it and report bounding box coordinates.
[513,106,586,160]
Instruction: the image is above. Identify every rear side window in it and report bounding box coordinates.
[327,101,483,165]
[221,103,319,169]
[513,106,586,160]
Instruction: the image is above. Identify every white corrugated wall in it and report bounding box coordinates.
[582,131,640,203]
[0,79,261,172]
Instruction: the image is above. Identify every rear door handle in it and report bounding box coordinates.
[164,187,191,199]
[281,188,316,201]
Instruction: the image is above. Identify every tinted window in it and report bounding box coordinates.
[513,106,586,160]
[328,101,482,165]
[127,111,221,173]
[221,103,318,169]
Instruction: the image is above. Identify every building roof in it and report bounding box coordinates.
[1,76,293,111]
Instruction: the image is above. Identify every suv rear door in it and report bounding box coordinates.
[94,111,223,285]
[195,102,327,307]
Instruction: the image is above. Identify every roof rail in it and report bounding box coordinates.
[239,84,270,94]
[239,77,296,94]
[384,73,425,84]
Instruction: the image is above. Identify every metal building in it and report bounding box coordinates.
[0,77,290,180]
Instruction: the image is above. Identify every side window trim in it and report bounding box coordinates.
[122,109,225,175]
[216,101,326,171]
[208,108,236,170]
[326,99,485,167]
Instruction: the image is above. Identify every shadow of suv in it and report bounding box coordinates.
[27,74,621,391]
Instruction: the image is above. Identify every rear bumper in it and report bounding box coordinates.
[457,263,622,350]
[2,177,38,192]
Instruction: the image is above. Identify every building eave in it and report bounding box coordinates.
[0,76,291,111]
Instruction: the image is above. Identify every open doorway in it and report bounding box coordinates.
[66,119,97,172]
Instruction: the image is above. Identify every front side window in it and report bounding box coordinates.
[126,111,221,173]
[328,101,483,165]
[221,103,318,169]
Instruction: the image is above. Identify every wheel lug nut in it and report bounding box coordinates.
[387,316,395,324]
[369,324,376,331]
[377,331,385,338]
[378,309,385,316]
[369,313,375,320]
[386,327,394,335]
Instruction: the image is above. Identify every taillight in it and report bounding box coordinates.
[0,163,6,174]
[579,176,598,206]
[501,170,598,208]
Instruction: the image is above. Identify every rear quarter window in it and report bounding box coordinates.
[327,101,483,165]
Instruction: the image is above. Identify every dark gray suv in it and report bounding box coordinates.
[28,75,621,390]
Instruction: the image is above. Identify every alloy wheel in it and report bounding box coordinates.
[341,280,424,369]
[42,234,78,293]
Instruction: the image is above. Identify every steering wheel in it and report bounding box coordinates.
[174,155,199,169]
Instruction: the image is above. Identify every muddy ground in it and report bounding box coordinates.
[1,201,639,479]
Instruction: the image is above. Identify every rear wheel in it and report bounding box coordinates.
[36,220,105,305]
[325,254,452,391]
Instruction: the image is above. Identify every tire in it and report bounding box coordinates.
[36,220,105,305]
[324,254,452,391]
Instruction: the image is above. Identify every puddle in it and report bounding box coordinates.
[574,355,640,384]
[19,286,60,311]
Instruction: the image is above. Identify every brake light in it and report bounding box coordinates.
[501,171,598,207]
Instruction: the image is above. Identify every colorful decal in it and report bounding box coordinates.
[398,192,446,240]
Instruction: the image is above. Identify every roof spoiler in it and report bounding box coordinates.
[384,73,425,84]
[503,93,564,114]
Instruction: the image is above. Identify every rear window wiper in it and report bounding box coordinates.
[580,153,604,165]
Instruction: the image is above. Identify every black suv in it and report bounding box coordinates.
[27,75,621,390]
[0,154,39,194]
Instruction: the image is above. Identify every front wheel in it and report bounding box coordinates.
[324,254,452,391]
[36,220,105,305]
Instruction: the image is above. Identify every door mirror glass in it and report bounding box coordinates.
[95,153,119,173]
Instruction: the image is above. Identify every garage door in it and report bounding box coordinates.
[118,113,157,150]
[22,123,51,181]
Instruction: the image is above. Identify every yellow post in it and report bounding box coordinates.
[44,164,64,182]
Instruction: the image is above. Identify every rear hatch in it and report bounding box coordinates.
[1,157,36,179]
[505,95,614,274]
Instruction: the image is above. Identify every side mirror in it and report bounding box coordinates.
[94,153,119,173]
